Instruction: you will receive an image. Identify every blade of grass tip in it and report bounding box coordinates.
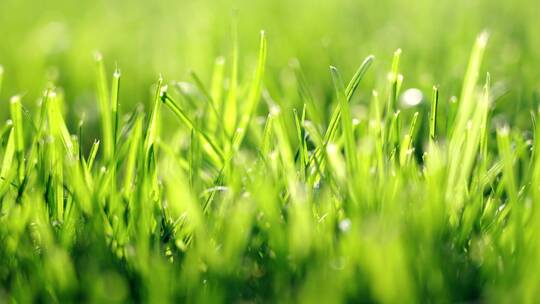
[325,55,374,145]
[302,120,323,150]
[0,121,12,139]
[87,140,100,172]
[111,66,121,152]
[161,89,225,162]
[429,86,439,142]
[95,52,113,162]
[46,91,66,221]
[399,112,419,166]
[48,91,75,158]
[330,66,357,174]
[387,49,402,115]
[144,77,163,157]
[224,15,239,138]
[451,31,489,139]
[10,96,25,181]
[446,32,489,208]
[308,55,374,170]
[234,30,267,151]
[0,128,15,184]
[480,73,490,163]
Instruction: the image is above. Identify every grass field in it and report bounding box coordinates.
[1,0,540,302]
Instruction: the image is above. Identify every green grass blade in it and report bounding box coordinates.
[111,67,121,152]
[330,66,357,174]
[224,17,239,138]
[429,86,439,141]
[233,31,267,151]
[95,53,113,162]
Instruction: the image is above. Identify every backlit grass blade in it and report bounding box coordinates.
[144,77,163,157]
[387,49,402,115]
[497,127,518,204]
[261,113,274,157]
[123,116,142,197]
[450,32,489,138]
[446,32,489,212]
[429,86,439,141]
[330,66,357,174]
[307,55,374,183]
[0,128,15,184]
[324,55,374,145]
[399,112,419,166]
[95,53,113,162]
[161,90,224,163]
[111,67,121,151]
[10,96,25,181]
[224,16,239,138]
[233,31,267,151]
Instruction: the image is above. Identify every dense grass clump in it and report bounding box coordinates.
[1,31,540,303]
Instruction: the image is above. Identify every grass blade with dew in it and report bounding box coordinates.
[111,66,121,151]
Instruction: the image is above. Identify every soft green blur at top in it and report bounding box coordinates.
[0,0,539,125]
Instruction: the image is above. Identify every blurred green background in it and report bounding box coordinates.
[0,0,539,127]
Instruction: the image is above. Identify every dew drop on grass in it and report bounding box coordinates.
[400,88,423,108]
[339,218,351,232]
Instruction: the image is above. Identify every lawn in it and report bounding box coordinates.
[1,0,540,302]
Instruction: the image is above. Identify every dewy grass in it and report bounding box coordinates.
[1,31,540,303]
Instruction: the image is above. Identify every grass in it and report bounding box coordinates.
[1,20,540,303]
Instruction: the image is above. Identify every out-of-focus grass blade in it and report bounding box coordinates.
[144,77,163,158]
[95,53,113,162]
[10,96,25,181]
[0,129,15,183]
[224,17,239,138]
[430,86,439,141]
[307,55,374,184]
[330,66,357,174]
[123,116,142,197]
[233,31,267,151]
[387,49,402,115]
[399,112,419,166]
[161,89,224,164]
[324,55,374,145]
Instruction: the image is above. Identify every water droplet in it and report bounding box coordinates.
[400,88,423,107]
